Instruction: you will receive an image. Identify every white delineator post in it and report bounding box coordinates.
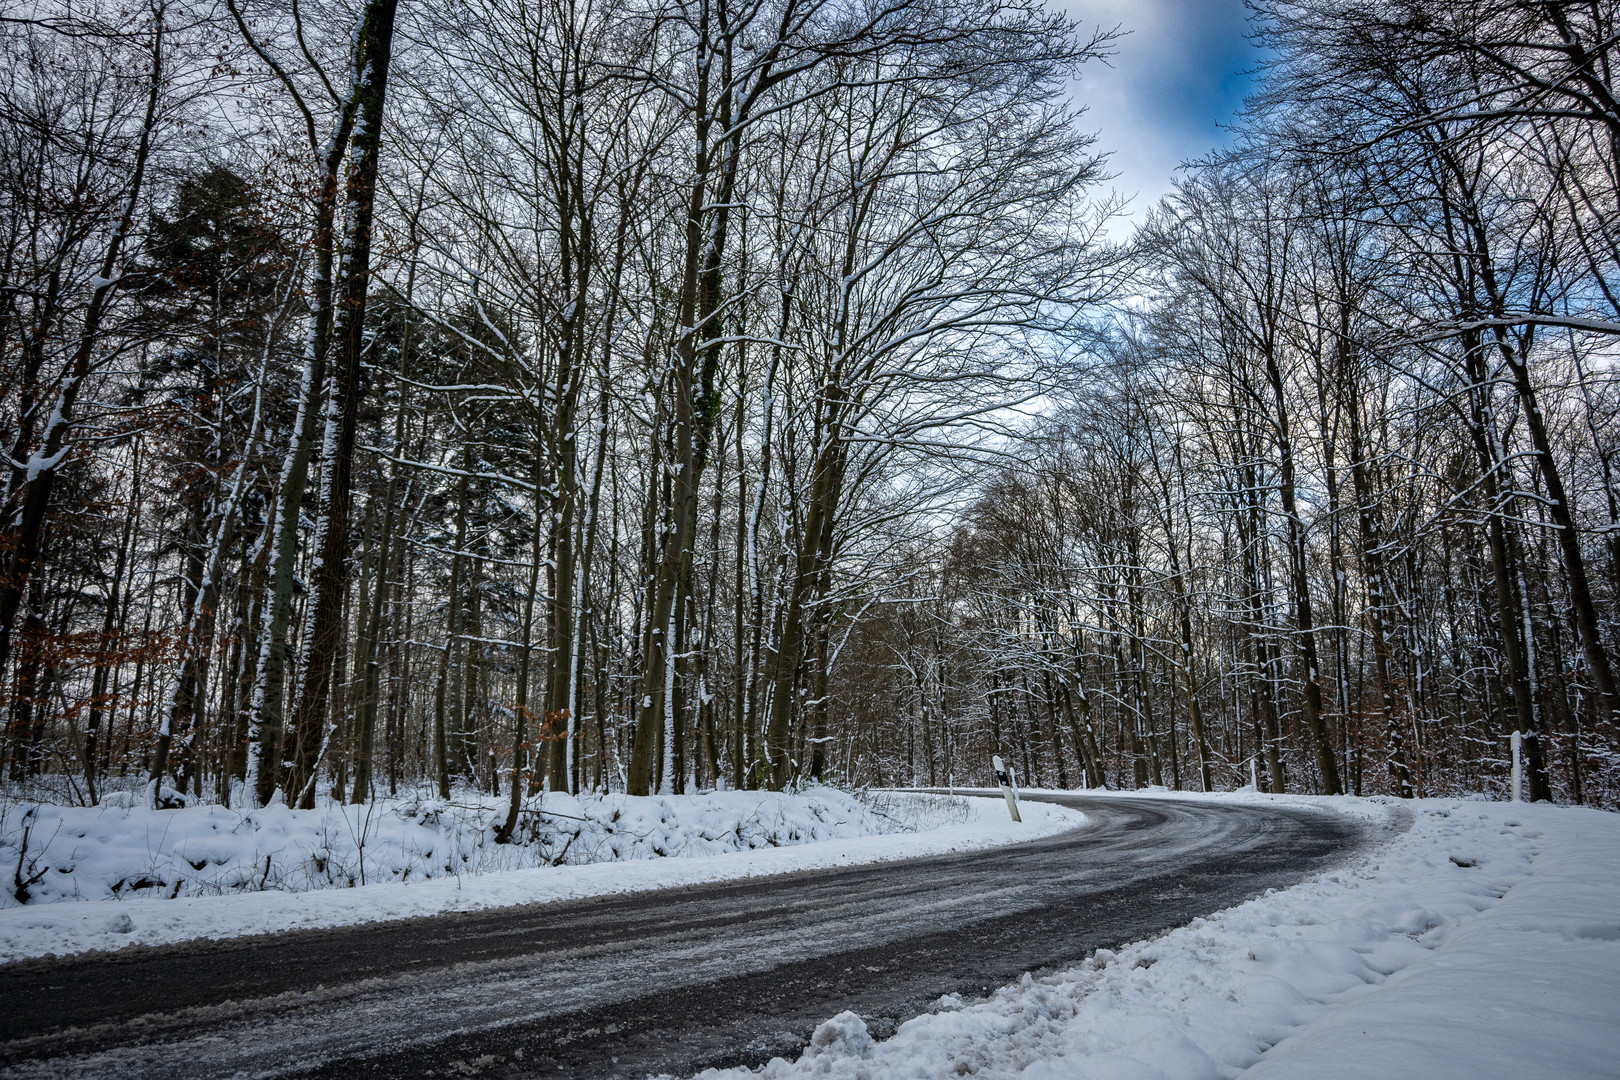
[1250,757,1259,791]
[1510,730,1523,803]
[992,755,1022,822]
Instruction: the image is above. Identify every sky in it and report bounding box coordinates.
[1059,0,1261,230]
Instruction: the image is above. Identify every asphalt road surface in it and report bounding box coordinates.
[0,792,1387,1080]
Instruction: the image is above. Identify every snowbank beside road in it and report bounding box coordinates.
[0,789,1081,962]
[702,792,1619,1080]
[2,787,928,904]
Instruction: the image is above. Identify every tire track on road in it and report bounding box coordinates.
[0,794,1381,1080]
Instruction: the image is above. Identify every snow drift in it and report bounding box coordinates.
[0,787,955,905]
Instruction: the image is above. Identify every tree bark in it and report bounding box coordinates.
[283,0,399,809]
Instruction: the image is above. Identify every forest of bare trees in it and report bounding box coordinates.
[3,0,1618,815]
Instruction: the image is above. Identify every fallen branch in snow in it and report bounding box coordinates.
[11,813,50,905]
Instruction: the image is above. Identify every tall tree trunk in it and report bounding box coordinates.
[240,31,369,807]
[496,446,547,844]
[1462,337,1552,801]
[149,339,276,805]
[1342,354,1415,798]
[630,18,751,794]
[83,445,141,804]
[1263,346,1344,795]
[283,0,399,808]
[1235,441,1285,793]
[0,5,164,700]
[1493,325,1619,718]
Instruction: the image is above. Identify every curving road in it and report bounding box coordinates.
[0,793,1383,1080]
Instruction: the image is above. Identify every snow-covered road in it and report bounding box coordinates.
[0,794,1365,1079]
[0,791,1081,962]
[699,793,1620,1080]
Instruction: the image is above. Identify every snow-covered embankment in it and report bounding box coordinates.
[0,788,1082,962]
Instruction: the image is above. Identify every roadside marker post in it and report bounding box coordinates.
[992,755,1022,822]
[1510,730,1523,803]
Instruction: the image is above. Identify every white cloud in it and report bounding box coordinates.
[1059,0,1256,229]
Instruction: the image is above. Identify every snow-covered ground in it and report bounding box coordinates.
[694,791,1620,1080]
[2,787,943,904]
[0,788,1081,962]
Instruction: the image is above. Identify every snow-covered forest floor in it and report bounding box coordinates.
[700,791,1619,1080]
[0,788,1081,961]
